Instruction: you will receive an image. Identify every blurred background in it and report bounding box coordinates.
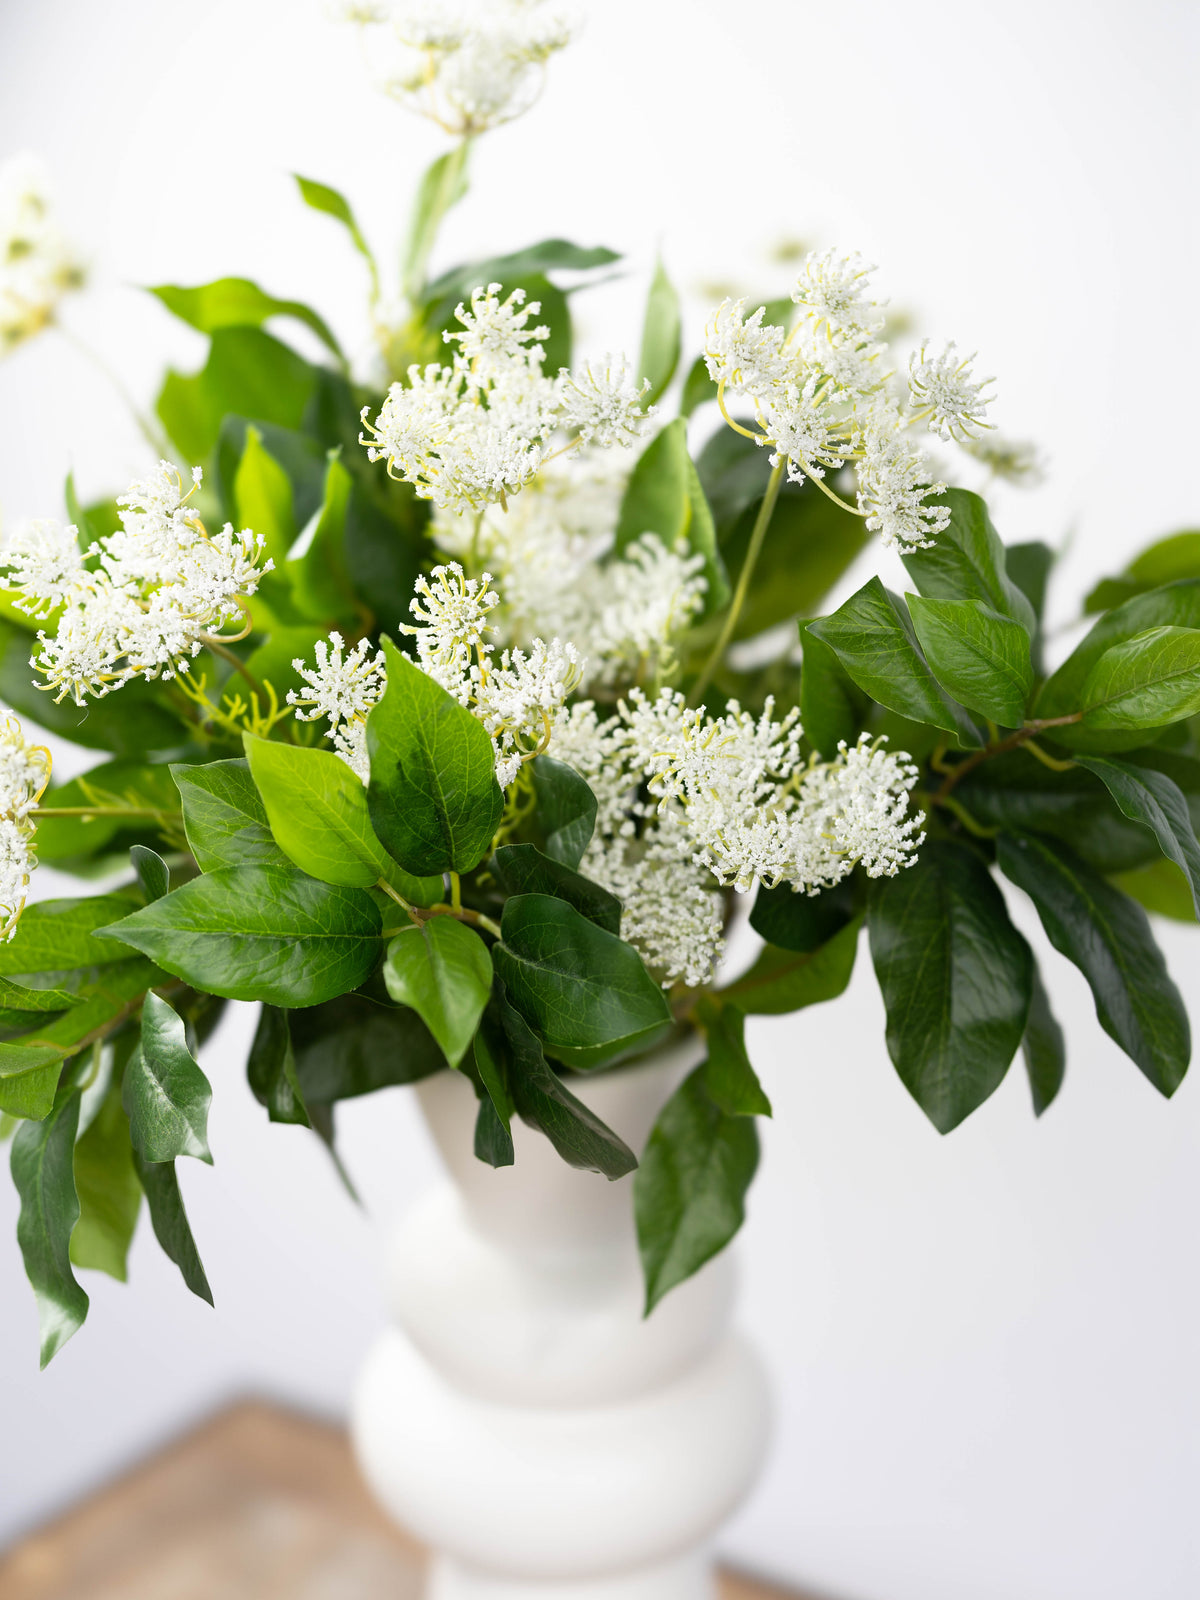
[0,1,1197,1597]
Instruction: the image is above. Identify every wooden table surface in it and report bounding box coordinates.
[0,1402,822,1600]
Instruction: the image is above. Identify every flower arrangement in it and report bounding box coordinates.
[2,0,1197,1368]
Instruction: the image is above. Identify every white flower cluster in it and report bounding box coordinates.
[290,563,582,788]
[0,711,51,941]
[334,0,572,135]
[0,155,84,358]
[704,249,998,551]
[1,462,272,706]
[361,282,655,516]
[430,453,705,690]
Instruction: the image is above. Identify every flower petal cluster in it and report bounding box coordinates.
[288,632,387,783]
[1,462,272,705]
[702,248,998,551]
[0,710,51,941]
[362,283,652,517]
[0,156,84,359]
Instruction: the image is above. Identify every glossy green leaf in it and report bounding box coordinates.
[901,488,1036,632]
[721,919,860,1016]
[424,240,620,304]
[134,1151,212,1305]
[1006,540,1056,626]
[244,734,439,901]
[492,843,621,934]
[403,143,471,302]
[247,1004,310,1126]
[1085,530,1200,613]
[529,755,597,869]
[997,831,1189,1096]
[11,1086,88,1366]
[171,757,288,873]
[868,841,1032,1132]
[614,419,730,616]
[908,595,1033,726]
[494,895,672,1070]
[749,876,857,954]
[1021,960,1066,1117]
[290,991,445,1102]
[808,578,981,746]
[156,327,316,463]
[1076,755,1200,915]
[799,624,871,759]
[635,1065,759,1313]
[286,454,360,625]
[131,845,169,904]
[367,638,505,878]
[150,277,342,362]
[33,760,181,868]
[1036,580,1200,722]
[294,174,379,296]
[232,426,297,567]
[1075,626,1200,731]
[1112,857,1196,921]
[478,985,636,1178]
[124,991,213,1163]
[98,866,382,1007]
[470,1026,515,1168]
[0,894,143,982]
[695,998,772,1116]
[637,257,681,406]
[0,1064,64,1121]
[70,1075,141,1282]
[383,919,492,1070]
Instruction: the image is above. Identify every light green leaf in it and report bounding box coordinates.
[294,174,379,298]
[1111,857,1197,922]
[286,453,359,625]
[679,356,715,419]
[720,919,860,1016]
[150,277,343,362]
[637,257,681,407]
[907,594,1033,726]
[614,419,730,616]
[1085,530,1200,613]
[11,1085,88,1366]
[233,425,298,568]
[70,1074,141,1282]
[901,488,1036,632]
[156,327,316,464]
[124,991,213,1163]
[1074,626,1200,731]
[403,143,471,302]
[383,919,492,1070]
[130,845,170,904]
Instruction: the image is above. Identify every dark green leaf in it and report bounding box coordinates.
[908,594,1033,726]
[171,757,288,873]
[808,578,981,746]
[367,638,504,877]
[494,895,671,1069]
[1021,960,1066,1117]
[1085,530,1200,614]
[289,991,445,1102]
[997,831,1189,1096]
[901,488,1036,632]
[799,623,871,758]
[635,1065,759,1313]
[614,419,730,616]
[11,1086,88,1366]
[470,1027,514,1168]
[131,845,170,904]
[637,257,681,407]
[529,755,597,869]
[695,998,771,1116]
[294,174,379,295]
[492,843,621,934]
[134,1151,212,1305]
[125,991,213,1162]
[98,865,382,1007]
[721,919,860,1015]
[0,1064,64,1120]
[70,1074,141,1281]
[749,876,856,954]
[156,327,316,463]
[1006,540,1056,626]
[150,277,343,362]
[424,240,620,304]
[247,1004,310,1126]
[868,841,1032,1132]
[1076,755,1200,915]
[383,919,492,1069]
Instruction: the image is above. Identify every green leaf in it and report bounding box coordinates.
[1073,626,1200,731]
[614,419,730,617]
[131,845,169,904]
[492,843,621,934]
[799,623,871,758]
[289,991,445,1102]
[0,894,144,982]
[150,277,343,362]
[403,144,471,302]
[232,426,298,568]
[244,733,440,902]
[637,257,681,407]
[124,991,213,1163]
[33,760,181,868]
[470,1027,515,1168]
[907,595,1033,727]
[635,1065,759,1313]
[171,758,289,873]
[529,755,597,869]
[1021,960,1065,1117]
[1085,530,1200,613]
[1036,580,1200,723]
[156,327,316,463]
[242,623,324,706]
[901,488,1036,632]
[1112,857,1197,922]
[1006,540,1056,626]
[721,919,860,1016]
[11,1086,88,1366]
[294,174,379,297]
[679,356,716,419]
[367,638,505,878]
[695,998,772,1116]
[70,1075,141,1282]
[286,453,360,625]
[133,1151,212,1305]
[997,831,1189,1096]
[867,841,1033,1132]
[749,876,856,954]
[1076,755,1200,916]
[495,895,671,1070]
[97,865,382,1007]
[247,1004,310,1126]
[424,240,620,304]
[0,1064,64,1121]
[383,919,493,1070]
[808,578,981,746]
[478,985,636,1178]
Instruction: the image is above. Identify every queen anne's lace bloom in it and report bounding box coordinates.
[854,412,950,551]
[908,342,996,442]
[444,282,548,377]
[557,356,655,449]
[288,633,388,783]
[2,463,272,705]
[0,156,84,358]
[0,711,51,941]
[790,250,886,338]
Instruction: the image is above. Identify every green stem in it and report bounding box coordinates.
[34,805,178,820]
[689,458,787,707]
[933,713,1084,802]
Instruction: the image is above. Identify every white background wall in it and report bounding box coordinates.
[1,2,1198,1597]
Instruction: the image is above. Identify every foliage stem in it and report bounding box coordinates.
[933,713,1084,802]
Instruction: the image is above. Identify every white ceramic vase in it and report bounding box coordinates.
[351,1034,771,1600]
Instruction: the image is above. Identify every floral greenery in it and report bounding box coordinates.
[1,2,1198,1366]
